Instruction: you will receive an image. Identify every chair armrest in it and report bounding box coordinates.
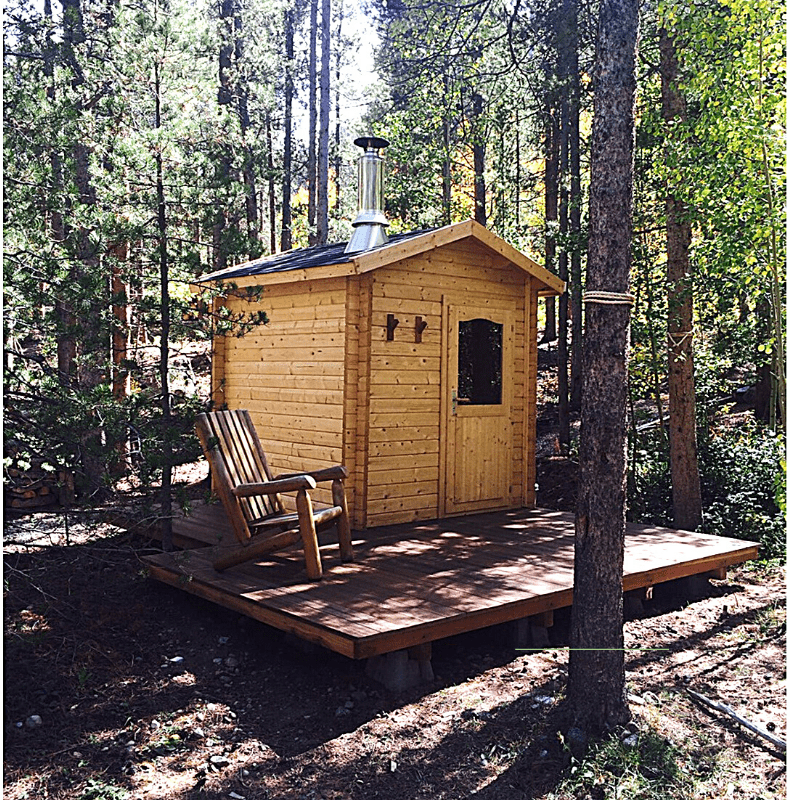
[232,474,316,498]
[274,465,348,483]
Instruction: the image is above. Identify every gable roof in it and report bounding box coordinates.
[196,219,564,296]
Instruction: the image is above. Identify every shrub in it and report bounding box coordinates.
[628,417,785,561]
[698,420,785,560]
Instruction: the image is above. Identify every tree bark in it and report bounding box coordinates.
[43,0,76,388]
[567,0,638,737]
[281,6,294,251]
[557,50,571,450]
[307,0,318,245]
[568,0,583,411]
[543,109,558,343]
[316,0,331,244]
[234,1,260,260]
[266,113,277,254]
[333,1,343,217]
[214,0,235,271]
[155,60,173,552]
[660,29,702,530]
[110,243,130,401]
[472,92,487,226]
[442,78,452,225]
[753,299,771,422]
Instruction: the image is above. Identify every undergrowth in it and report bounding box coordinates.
[628,417,785,560]
[548,726,695,800]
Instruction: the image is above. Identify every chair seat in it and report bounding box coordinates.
[249,505,343,530]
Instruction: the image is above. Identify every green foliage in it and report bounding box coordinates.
[551,728,692,800]
[634,0,786,427]
[365,0,584,251]
[3,0,276,507]
[699,421,785,559]
[79,779,129,800]
[628,418,786,560]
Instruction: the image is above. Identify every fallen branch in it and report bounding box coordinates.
[686,688,786,754]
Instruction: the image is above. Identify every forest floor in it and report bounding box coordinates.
[4,346,788,799]
[3,504,787,800]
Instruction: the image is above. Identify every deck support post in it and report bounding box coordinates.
[704,566,727,580]
[623,586,654,618]
[365,645,434,692]
[659,574,714,603]
[512,611,554,649]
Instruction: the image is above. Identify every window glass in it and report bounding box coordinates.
[458,318,503,405]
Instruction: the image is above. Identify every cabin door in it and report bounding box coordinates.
[443,301,514,515]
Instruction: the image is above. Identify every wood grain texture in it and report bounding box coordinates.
[146,506,758,660]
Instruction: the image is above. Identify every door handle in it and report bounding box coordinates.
[452,391,471,414]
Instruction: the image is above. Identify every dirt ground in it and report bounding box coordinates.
[3,502,787,800]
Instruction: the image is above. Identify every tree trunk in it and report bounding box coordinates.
[230,0,259,260]
[543,110,558,343]
[558,71,570,451]
[641,244,668,444]
[472,92,487,226]
[266,113,277,254]
[567,0,638,737]
[333,2,342,217]
[753,299,771,422]
[110,243,130,401]
[110,244,130,475]
[660,29,702,530]
[307,0,318,245]
[515,108,521,228]
[62,0,107,497]
[215,0,235,271]
[281,6,294,252]
[155,61,173,552]
[316,0,331,244]
[442,79,452,226]
[44,0,76,388]
[568,0,583,411]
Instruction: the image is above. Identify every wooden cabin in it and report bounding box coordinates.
[198,219,563,531]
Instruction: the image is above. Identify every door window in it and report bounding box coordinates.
[457,318,503,405]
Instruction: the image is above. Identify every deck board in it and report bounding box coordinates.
[145,506,758,659]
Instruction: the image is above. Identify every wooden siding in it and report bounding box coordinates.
[366,244,529,528]
[221,279,348,509]
[214,234,544,530]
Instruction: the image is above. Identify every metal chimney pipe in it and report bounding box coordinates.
[344,136,389,254]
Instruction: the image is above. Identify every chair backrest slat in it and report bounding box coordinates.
[216,412,268,522]
[195,411,251,543]
[240,410,286,516]
[198,410,284,534]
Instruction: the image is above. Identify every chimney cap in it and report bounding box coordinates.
[354,136,389,151]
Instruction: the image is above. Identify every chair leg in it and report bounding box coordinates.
[296,489,323,580]
[331,479,353,562]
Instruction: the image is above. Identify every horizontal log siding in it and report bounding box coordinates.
[222,279,348,510]
[366,245,528,527]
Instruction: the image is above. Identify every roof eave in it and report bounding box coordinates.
[191,219,564,295]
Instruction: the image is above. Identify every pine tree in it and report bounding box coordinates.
[567,0,639,737]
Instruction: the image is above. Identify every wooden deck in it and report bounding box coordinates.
[145,506,758,660]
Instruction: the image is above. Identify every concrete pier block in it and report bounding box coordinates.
[365,645,434,692]
[511,612,553,649]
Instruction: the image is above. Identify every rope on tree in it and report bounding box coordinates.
[583,291,635,305]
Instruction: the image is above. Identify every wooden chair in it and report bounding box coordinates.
[195,409,353,578]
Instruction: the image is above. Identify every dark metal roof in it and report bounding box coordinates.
[199,228,436,283]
